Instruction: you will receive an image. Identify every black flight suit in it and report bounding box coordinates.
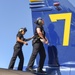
[8,32,28,71]
[27,25,46,71]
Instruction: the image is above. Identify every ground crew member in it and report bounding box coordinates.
[8,27,33,71]
[26,17,48,73]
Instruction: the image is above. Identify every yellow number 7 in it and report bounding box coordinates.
[49,13,72,46]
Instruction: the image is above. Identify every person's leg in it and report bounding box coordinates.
[27,43,40,72]
[37,44,46,72]
[8,47,20,69]
[18,49,24,71]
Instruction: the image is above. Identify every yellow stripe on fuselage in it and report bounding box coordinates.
[30,0,42,2]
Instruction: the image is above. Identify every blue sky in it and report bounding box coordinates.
[0,0,75,69]
[0,0,34,68]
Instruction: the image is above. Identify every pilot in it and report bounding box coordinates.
[26,17,48,73]
[8,27,33,71]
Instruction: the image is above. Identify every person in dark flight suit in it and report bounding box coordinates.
[26,17,48,73]
[8,27,33,71]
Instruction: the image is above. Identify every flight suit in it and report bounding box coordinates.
[27,25,46,71]
[8,32,27,70]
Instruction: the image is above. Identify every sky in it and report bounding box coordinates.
[0,0,34,68]
[0,0,75,69]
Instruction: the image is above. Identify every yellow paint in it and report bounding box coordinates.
[30,0,42,2]
[49,13,72,46]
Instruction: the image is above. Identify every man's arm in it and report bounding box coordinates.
[17,37,28,45]
[37,28,45,39]
[25,36,34,41]
[36,28,48,44]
